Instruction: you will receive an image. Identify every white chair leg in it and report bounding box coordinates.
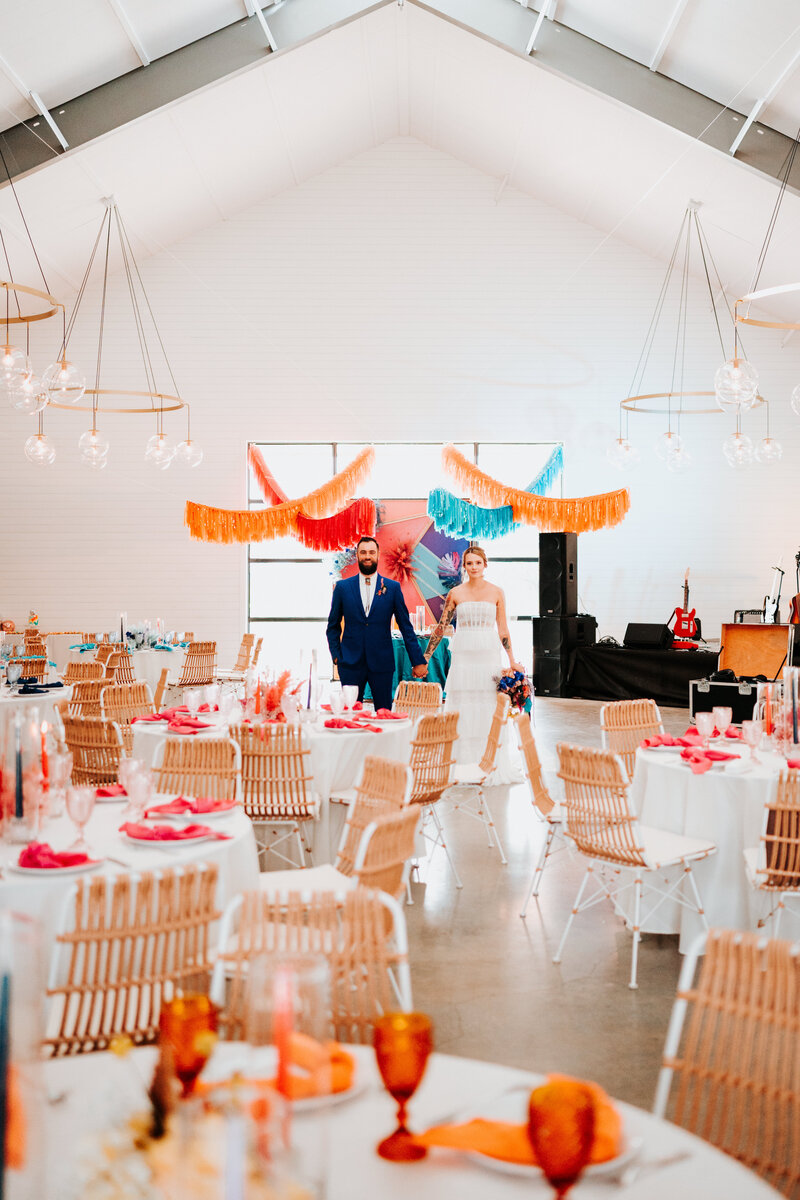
[684,864,709,930]
[429,805,463,889]
[520,824,557,917]
[553,865,592,964]
[478,789,507,865]
[405,879,414,906]
[773,900,784,940]
[629,873,643,990]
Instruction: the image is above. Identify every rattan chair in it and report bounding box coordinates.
[106,650,136,685]
[80,633,96,644]
[212,887,412,1044]
[95,643,115,669]
[217,633,255,681]
[600,698,663,780]
[61,715,126,785]
[153,668,170,712]
[654,928,800,1198]
[101,681,156,753]
[392,680,443,719]
[177,641,217,687]
[232,725,316,868]
[517,714,567,915]
[251,637,263,668]
[152,735,241,801]
[555,742,717,989]
[349,807,422,900]
[62,660,105,685]
[408,711,461,887]
[57,679,105,719]
[44,864,219,1056]
[443,693,511,866]
[744,770,800,938]
[9,654,47,684]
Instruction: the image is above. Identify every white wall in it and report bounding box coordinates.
[2,137,800,663]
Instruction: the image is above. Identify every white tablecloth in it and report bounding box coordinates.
[67,648,176,693]
[0,685,71,725]
[36,1044,780,1199]
[0,803,259,957]
[630,745,779,951]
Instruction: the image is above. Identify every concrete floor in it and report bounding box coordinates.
[404,697,691,1112]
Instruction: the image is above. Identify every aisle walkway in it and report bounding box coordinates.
[405,697,690,1110]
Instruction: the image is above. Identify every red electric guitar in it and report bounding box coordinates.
[672,568,698,640]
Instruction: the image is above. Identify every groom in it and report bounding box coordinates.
[326,535,427,711]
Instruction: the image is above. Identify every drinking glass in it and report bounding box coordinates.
[185,688,202,720]
[204,683,219,710]
[341,685,359,711]
[711,706,732,738]
[329,684,344,716]
[159,993,219,1098]
[122,762,153,820]
[527,1079,597,1198]
[47,749,72,820]
[244,953,330,1081]
[695,711,715,748]
[742,719,763,764]
[65,784,96,853]
[373,1012,433,1161]
[5,662,22,691]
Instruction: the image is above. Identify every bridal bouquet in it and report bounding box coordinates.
[496,669,533,714]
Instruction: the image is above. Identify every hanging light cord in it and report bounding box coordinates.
[0,141,51,297]
[92,211,113,432]
[626,210,688,401]
[749,122,800,297]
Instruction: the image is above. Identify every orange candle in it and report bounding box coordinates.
[274,967,292,1098]
[764,685,772,736]
[255,682,261,715]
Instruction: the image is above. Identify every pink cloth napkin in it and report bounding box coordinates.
[18,842,97,869]
[724,727,743,739]
[372,708,408,720]
[324,718,381,733]
[131,712,169,724]
[119,821,231,842]
[680,747,740,774]
[787,758,800,769]
[145,796,238,817]
[173,703,218,714]
[96,783,127,798]
[640,733,680,749]
[166,718,213,734]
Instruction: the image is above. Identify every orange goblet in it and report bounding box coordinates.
[159,993,219,1098]
[527,1079,597,1198]
[373,1012,433,1161]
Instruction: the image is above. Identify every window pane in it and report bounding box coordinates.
[477,442,562,494]
[250,562,333,619]
[487,560,538,618]
[338,443,473,499]
[249,621,333,679]
[250,536,320,562]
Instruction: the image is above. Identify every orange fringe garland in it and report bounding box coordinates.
[441,444,629,533]
[248,445,288,505]
[295,497,376,551]
[185,447,375,544]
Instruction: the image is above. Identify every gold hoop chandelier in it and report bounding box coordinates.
[25,197,202,470]
[610,201,769,474]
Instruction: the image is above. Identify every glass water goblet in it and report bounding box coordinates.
[527,1079,597,1198]
[742,719,763,764]
[695,711,715,749]
[329,685,344,717]
[5,662,22,692]
[204,683,219,710]
[711,707,732,738]
[341,685,359,711]
[65,785,96,853]
[185,688,202,720]
[373,1012,433,1161]
[159,993,219,1099]
[47,750,73,820]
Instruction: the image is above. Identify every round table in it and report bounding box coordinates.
[630,744,780,951]
[0,803,259,958]
[38,1044,781,1198]
[0,684,71,725]
[67,647,176,692]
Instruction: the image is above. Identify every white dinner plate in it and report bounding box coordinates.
[457,1086,641,1181]
[123,830,220,848]
[95,792,128,804]
[202,1045,364,1112]
[8,859,104,876]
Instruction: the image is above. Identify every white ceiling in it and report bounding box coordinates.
[0,0,799,326]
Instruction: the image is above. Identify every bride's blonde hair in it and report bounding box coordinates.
[463,545,488,566]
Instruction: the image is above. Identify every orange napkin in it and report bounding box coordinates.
[119,821,231,842]
[268,1033,355,1099]
[5,1065,26,1169]
[415,1074,622,1166]
[145,796,238,817]
[18,842,97,869]
[96,783,127,798]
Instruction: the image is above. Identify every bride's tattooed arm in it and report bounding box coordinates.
[425,594,456,660]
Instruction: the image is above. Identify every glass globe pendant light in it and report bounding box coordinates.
[42,357,85,405]
[175,408,203,467]
[714,356,759,413]
[754,400,782,464]
[654,430,682,460]
[667,444,692,472]
[11,372,48,414]
[722,425,753,469]
[0,343,31,394]
[790,384,800,416]
[145,430,175,469]
[23,413,55,466]
[78,426,110,467]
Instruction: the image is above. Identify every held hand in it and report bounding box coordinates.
[412,663,428,679]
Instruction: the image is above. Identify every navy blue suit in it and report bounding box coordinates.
[326,573,425,711]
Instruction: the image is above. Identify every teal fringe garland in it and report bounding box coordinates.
[428,445,563,540]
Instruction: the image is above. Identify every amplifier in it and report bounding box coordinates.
[623,623,674,650]
[533,615,598,657]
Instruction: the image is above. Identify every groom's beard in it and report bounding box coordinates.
[358,562,378,576]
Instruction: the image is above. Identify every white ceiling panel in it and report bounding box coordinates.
[123,0,244,62]
[555,0,670,67]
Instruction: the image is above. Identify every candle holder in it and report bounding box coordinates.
[781,667,800,758]
[2,708,42,843]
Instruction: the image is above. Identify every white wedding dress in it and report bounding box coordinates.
[444,600,521,783]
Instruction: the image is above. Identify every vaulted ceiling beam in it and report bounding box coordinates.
[729,43,800,155]
[648,0,691,73]
[244,0,278,52]
[0,53,68,149]
[105,0,152,66]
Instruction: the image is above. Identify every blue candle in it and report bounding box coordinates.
[13,715,23,821]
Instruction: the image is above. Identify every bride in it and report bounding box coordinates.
[425,544,524,778]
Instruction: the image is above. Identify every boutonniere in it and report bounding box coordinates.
[377,577,387,597]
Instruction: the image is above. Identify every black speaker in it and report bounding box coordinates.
[539,532,578,616]
[533,655,570,697]
[623,623,674,650]
[533,615,598,657]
